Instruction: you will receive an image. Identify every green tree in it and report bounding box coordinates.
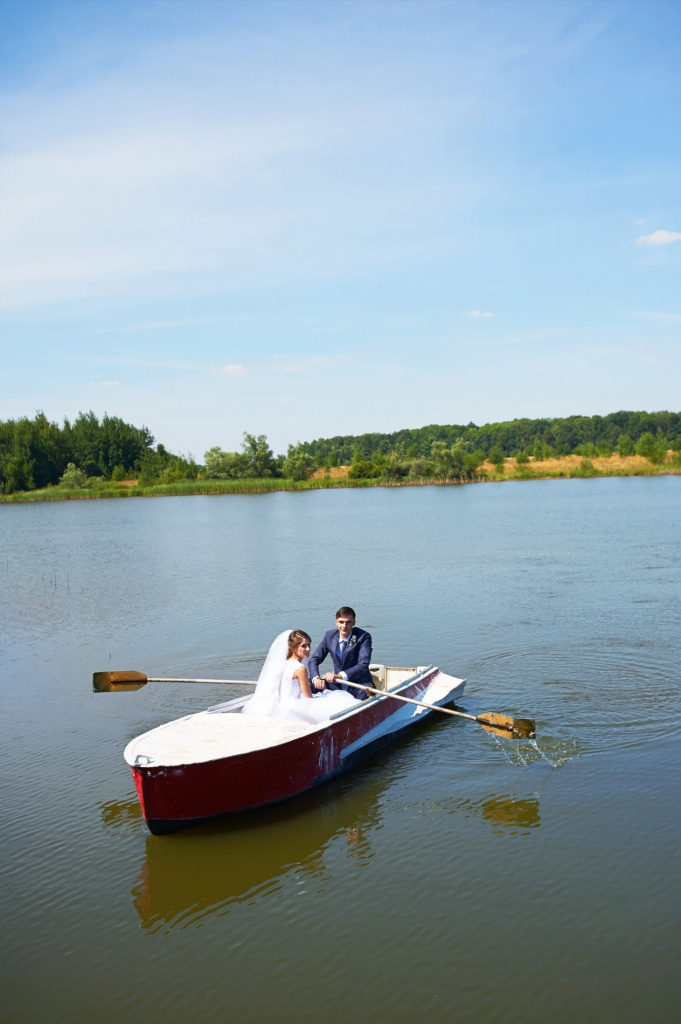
[158,466,186,484]
[636,430,667,464]
[489,446,505,471]
[431,441,454,480]
[384,451,409,480]
[70,411,102,475]
[59,463,88,488]
[408,457,432,480]
[282,444,314,481]
[463,450,486,480]
[616,433,635,456]
[2,419,37,491]
[202,447,247,479]
[574,441,598,457]
[348,458,381,479]
[241,433,276,477]
[137,445,197,485]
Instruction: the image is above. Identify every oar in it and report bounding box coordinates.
[92,670,535,738]
[341,680,535,738]
[92,671,255,692]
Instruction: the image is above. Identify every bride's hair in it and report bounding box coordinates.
[287,629,311,658]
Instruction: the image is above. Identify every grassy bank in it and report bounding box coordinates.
[1,454,678,503]
[0,476,384,502]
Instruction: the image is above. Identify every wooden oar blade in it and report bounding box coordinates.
[93,671,148,693]
[477,721,519,740]
[478,712,536,739]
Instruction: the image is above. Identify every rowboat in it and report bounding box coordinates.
[124,664,466,834]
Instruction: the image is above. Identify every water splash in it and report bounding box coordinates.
[490,732,580,769]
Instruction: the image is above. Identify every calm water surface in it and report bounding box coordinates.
[1,478,680,1023]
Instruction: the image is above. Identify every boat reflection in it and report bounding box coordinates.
[127,773,390,932]
[401,791,541,832]
[480,793,540,831]
[101,778,540,933]
[99,796,144,833]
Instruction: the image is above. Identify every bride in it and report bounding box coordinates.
[243,629,360,723]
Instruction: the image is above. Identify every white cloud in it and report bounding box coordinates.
[88,379,121,386]
[465,310,494,318]
[94,318,216,334]
[635,229,681,246]
[281,354,336,373]
[0,16,492,313]
[215,364,246,376]
[631,310,681,324]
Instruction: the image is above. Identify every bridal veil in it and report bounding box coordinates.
[243,628,292,717]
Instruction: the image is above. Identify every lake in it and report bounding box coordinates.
[1,477,679,1023]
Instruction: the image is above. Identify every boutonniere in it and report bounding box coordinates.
[347,636,356,648]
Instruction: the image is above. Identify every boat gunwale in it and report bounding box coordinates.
[125,665,459,770]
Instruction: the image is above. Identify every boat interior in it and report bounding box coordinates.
[204,665,428,717]
[369,665,426,690]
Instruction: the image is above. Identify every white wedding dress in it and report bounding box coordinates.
[243,629,359,724]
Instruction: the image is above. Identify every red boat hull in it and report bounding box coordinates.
[131,669,448,834]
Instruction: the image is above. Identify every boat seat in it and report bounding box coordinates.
[369,664,387,690]
[371,666,422,691]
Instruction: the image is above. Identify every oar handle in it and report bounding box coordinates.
[147,677,258,684]
[342,679,479,722]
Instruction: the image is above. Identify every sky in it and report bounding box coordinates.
[0,0,679,458]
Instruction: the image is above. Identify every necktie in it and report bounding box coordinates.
[339,639,346,660]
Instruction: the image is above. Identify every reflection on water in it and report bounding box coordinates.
[397,791,541,835]
[117,783,539,931]
[480,794,540,832]
[102,774,390,932]
[99,798,144,833]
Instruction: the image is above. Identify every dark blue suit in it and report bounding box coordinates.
[308,627,373,701]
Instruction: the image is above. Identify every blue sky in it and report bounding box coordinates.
[0,0,679,458]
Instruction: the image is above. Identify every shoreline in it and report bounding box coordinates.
[2,457,678,503]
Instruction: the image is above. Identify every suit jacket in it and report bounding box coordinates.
[308,626,373,700]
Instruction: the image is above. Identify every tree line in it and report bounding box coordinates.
[1,409,679,494]
[0,412,196,494]
[297,410,681,466]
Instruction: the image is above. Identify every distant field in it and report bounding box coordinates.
[477,453,673,477]
[312,454,676,481]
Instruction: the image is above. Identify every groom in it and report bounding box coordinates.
[309,606,373,701]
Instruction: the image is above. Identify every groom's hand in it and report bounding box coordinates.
[323,672,337,684]
[313,676,326,690]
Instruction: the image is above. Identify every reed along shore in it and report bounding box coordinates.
[2,454,678,503]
